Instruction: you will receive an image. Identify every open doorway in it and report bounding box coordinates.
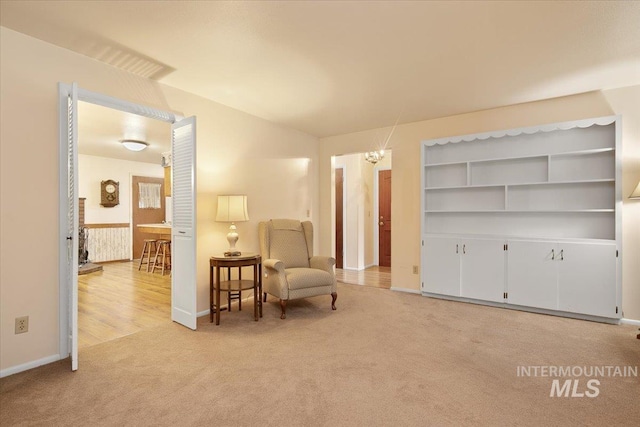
[59,84,197,371]
[77,101,171,349]
[332,151,392,288]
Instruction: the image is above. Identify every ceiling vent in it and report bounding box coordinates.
[77,37,175,80]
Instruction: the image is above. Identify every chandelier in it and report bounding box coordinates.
[364,150,385,164]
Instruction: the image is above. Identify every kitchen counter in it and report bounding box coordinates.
[137,223,171,235]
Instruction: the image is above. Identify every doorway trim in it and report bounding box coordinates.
[58,84,185,362]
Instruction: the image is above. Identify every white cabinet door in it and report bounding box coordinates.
[461,239,506,303]
[424,236,460,296]
[557,242,617,318]
[507,240,558,310]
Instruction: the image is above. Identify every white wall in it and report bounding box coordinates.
[603,86,640,323]
[79,154,164,224]
[0,27,319,373]
[320,88,640,318]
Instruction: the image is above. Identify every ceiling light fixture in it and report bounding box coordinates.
[364,112,401,165]
[121,139,149,152]
[364,150,385,164]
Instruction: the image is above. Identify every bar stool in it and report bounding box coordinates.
[152,240,171,275]
[138,239,157,272]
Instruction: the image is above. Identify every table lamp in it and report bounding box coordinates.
[630,181,640,199]
[216,195,249,256]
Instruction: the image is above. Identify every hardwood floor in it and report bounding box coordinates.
[335,266,391,289]
[78,261,171,349]
[78,262,389,349]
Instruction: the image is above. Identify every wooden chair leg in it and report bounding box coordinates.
[331,292,337,310]
[279,299,287,319]
[263,293,267,302]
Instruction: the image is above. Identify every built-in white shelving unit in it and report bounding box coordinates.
[420,116,621,322]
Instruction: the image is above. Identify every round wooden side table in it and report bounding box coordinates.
[209,253,262,325]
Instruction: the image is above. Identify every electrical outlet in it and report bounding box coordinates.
[412,265,419,274]
[15,316,29,334]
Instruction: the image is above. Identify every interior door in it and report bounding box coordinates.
[62,83,79,371]
[132,176,166,259]
[335,167,344,269]
[378,169,392,267]
[171,116,197,330]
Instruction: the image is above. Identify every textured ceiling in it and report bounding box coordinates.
[2,1,640,138]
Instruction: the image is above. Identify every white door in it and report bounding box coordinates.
[557,242,618,318]
[61,83,79,371]
[460,239,505,303]
[507,240,558,310]
[423,236,461,296]
[171,116,197,329]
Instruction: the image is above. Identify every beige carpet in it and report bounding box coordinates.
[1,283,639,426]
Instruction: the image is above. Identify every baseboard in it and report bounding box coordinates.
[0,354,61,379]
[391,287,421,295]
[422,292,620,324]
[197,309,210,317]
[620,318,640,326]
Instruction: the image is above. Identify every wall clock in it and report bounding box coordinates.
[100,179,120,207]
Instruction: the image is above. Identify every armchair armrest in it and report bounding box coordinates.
[262,258,288,300]
[263,258,285,273]
[310,256,336,273]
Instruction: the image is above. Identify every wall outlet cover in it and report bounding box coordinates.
[15,316,29,334]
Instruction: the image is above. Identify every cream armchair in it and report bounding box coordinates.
[259,219,337,319]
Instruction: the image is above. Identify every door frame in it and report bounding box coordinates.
[373,165,391,266]
[58,84,189,364]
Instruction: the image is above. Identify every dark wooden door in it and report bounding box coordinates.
[132,176,165,260]
[378,170,391,267]
[335,168,344,269]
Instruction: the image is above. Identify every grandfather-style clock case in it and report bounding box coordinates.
[100,179,120,207]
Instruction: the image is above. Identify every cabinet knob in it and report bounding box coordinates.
[379,221,384,226]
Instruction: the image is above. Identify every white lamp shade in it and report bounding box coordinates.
[216,195,249,222]
[630,181,640,199]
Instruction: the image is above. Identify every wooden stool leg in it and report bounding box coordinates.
[138,241,148,271]
[147,241,156,272]
[161,244,167,276]
[152,244,162,273]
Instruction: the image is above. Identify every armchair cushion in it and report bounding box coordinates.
[286,268,334,290]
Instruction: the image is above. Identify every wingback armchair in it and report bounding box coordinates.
[259,219,337,319]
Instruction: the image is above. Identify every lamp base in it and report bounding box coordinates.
[224,250,242,257]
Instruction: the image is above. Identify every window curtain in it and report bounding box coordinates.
[138,183,161,209]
